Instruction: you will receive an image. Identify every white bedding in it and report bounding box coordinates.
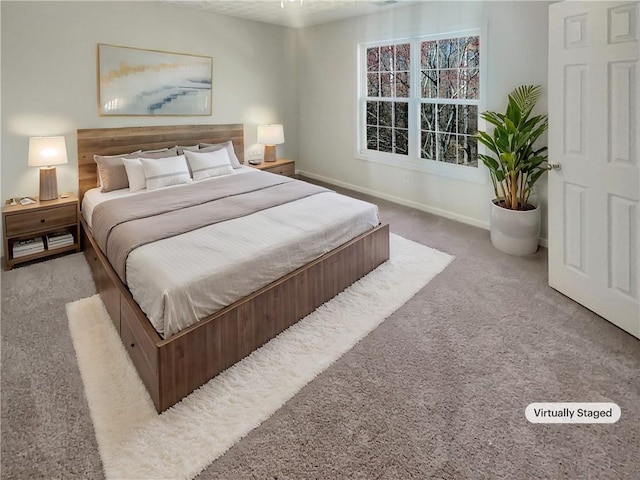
[84,170,380,338]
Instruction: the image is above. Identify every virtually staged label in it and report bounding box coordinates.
[525,403,621,424]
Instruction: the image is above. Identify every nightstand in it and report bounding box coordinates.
[3,194,81,269]
[248,158,295,177]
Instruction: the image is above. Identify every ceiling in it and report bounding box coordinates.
[165,0,421,29]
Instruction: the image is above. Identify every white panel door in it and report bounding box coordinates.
[548,1,640,338]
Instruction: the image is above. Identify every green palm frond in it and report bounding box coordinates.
[509,85,542,120]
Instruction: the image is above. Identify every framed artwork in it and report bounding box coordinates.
[97,44,212,116]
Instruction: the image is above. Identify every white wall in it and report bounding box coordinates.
[297,1,550,240]
[1,0,298,203]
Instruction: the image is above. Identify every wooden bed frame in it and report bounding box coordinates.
[77,124,390,413]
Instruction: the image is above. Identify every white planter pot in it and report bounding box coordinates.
[490,200,541,256]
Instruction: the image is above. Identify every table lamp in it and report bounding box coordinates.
[28,136,68,201]
[257,124,284,162]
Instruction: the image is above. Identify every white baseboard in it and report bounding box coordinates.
[297,169,549,249]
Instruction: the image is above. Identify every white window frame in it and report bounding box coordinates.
[358,37,413,159]
[355,27,488,184]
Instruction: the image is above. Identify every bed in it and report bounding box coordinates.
[77,124,390,412]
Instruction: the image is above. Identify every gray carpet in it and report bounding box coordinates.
[2,181,639,479]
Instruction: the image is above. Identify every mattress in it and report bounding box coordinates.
[84,170,380,338]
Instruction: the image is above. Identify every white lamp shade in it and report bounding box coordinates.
[28,136,68,167]
[257,124,284,145]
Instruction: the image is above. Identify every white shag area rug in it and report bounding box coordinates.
[67,233,453,480]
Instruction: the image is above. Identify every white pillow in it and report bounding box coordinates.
[140,155,192,190]
[184,149,234,181]
[199,141,242,168]
[123,158,147,192]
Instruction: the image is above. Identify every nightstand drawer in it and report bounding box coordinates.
[265,163,295,177]
[5,204,77,236]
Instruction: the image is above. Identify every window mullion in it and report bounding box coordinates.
[408,39,418,160]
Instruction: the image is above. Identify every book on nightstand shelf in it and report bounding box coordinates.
[13,237,45,258]
[46,231,74,249]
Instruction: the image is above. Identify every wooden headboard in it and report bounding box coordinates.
[77,124,244,203]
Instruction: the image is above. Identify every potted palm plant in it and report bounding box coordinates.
[474,85,549,256]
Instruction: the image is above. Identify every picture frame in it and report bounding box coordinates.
[97,43,212,116]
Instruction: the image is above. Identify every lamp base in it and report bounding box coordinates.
[264,145,277,162]
[39,167,58,201]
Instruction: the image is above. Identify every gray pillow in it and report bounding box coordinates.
[138,146,179,159]
[94,150,142,193]
[176,145,200,155]
[199,141,242,168]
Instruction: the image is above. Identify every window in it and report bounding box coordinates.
[365,43,410,155]
[420,36,479,167]
[359,32,481,171]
